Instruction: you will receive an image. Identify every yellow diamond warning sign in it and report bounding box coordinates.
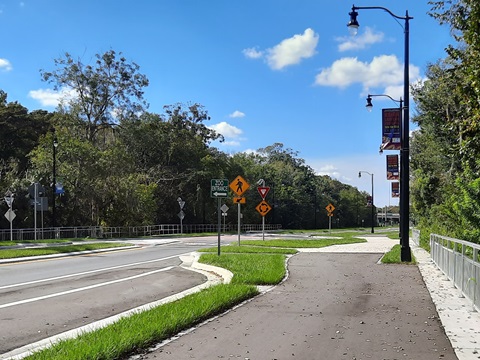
[230,175,249,196]
[256,200,272,217]
[326,203,335,213]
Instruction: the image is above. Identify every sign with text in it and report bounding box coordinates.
[211,179,229,198]
[386,154,399,180]
[382,108,401,150]
[391,182,400,198]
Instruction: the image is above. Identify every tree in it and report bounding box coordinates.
[40,50,149,144]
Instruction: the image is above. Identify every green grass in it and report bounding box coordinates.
[25,284,258,360]
[0,239,73,246]
[0,242,132,259]
[381,244,416,264]
[199,253,287,285]
[199,245,297,254]
[239,237,366,248]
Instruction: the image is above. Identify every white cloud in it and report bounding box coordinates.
[337,27,384,52]
[243,47,263,59]
[28,87,77,107]
[223,140,241,146]
[243,28,319,70]
[209,121,243,139]
[314,55,420,95]
[266,28,319,70]
[229,110,245,118]
[0,58,12,71]
[307,153,399,208]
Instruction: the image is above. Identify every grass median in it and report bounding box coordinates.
[23,232,393,359]
[0,242,133,259]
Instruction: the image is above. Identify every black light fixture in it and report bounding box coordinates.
[366,95,373,112]
[348,4,413,262]
[347,8,359,35]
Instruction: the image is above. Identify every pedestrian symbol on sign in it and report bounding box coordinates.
[229,176,249,196]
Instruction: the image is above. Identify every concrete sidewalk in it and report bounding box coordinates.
[301,235,480,360]
[136,235,480,360]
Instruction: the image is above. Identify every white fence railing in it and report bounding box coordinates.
[0,223,282,241]
[430,233,480,311]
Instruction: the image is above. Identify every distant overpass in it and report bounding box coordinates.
[377,212,399,226]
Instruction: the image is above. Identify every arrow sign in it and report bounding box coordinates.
[211,179,229,198]
[213,191,228,197]
[257,186,270,199]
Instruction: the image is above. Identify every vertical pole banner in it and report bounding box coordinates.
[386,154,399,180]
[392,182,400,198]
[382,108,401,150]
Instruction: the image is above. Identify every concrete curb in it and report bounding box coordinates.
[0,251,231,360]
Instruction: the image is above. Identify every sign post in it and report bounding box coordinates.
[326,203,335,233]
[177,197,185,234]
[211,179,228,255]
[4,190,15,241]
[221,204,229,233]
[230,176,249,245]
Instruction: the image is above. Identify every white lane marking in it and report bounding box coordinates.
[0,254,181,290]
[0,266,175,309]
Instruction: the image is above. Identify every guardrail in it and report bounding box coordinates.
[0,223,282,241]
[430,233,480,311]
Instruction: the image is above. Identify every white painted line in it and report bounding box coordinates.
[0,254,181,290]
[0,266,174,309]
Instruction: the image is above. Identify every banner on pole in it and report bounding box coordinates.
[391,182,400,198]
[381,108,401,150]
[386,154,399,180]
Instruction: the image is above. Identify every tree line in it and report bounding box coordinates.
[411,0,480,244]
[0,51,375,231]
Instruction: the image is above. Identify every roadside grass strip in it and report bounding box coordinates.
[24,284,258,360]
[381,244,417,264]
[0,239,73,246]
[239,237,366,248]
[199,253,287,285]
[198,245,297,254]
[0,243,132,259]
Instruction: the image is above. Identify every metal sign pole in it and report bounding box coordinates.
[217,198,221,256]
[237,203,241,245]
[34,183,38,241]
[262,216,265,240]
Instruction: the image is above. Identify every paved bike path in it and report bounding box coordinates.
[135,236,479,360]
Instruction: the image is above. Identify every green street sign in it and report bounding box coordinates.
[211,179,229,198]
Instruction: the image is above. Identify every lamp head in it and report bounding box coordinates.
[347,7,359,36]
[366,95,373,112]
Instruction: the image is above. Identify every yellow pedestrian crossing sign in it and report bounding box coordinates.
[230,175,249,196]
[326,203,335,213]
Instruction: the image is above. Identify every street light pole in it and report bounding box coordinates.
[348,5,412,261]
[365,94,403,239]
[52,129,58,229]
[358,171,374,233]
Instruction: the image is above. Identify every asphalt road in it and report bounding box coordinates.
[134,252,457,360]
[0,238,218,355]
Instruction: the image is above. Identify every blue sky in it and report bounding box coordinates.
[0,1,452,208]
